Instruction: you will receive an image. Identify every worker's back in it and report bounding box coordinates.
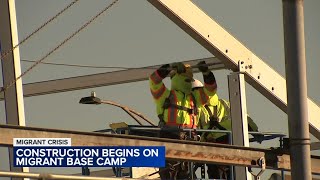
[199,98,259,142]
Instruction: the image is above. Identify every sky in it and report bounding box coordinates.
[0,0,319,179]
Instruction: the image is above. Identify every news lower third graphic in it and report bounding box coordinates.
[13,138,165,167]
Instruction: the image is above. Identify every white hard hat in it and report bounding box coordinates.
[192,79,203,88]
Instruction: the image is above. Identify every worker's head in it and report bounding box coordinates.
[191,79,203,91]
[170,64,194,94]
[192,79,219,106]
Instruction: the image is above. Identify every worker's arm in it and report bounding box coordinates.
[149,64,170,110]
[202,72,217,97]
[216,99,227,122]
[218,99,259,132]
[193,61,218,106]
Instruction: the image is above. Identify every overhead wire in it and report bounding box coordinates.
[0,0,80,60]
[21,58,222,70]
[0,0,120,93]
[21,59,134,70]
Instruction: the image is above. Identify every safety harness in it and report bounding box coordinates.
[157,91,199,180]
[200,104,229,142]
[205,105,226,130]
[158,90,198,129]
[202,103,231,179]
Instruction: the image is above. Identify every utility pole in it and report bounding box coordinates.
[282,0,311,179]
[0,0,28,179]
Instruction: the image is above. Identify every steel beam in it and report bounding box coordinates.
[147,0,320,139]
[228,73,252,180]
[311,142,320,151]
[0,124,268,169]
[0,57,224,99]
[1,124,320,174]
[0,0,27,177]
[0,0,26,126]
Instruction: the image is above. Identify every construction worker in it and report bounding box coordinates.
[192,79,259,179]
[149,61,217,179]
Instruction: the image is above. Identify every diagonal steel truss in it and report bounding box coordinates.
[147,0,320,139]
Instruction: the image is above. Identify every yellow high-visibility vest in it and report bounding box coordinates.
[149,71,217,128]
[200,97,258,141]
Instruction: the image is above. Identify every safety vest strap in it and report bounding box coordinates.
[189,94,197,129]
[159,91,198,128]
[167,90,178,124]
[190,93,198,115]
[163,92,198,115]
[202,105,227,141]
[205,104,217,119]
[165,104,195,114]
[204,105,226,130]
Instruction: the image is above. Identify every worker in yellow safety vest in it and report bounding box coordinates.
[149,61,217,130]
[149,61,217,180]
[192,79,259,179]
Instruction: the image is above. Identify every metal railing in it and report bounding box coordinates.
[92,125,287,180]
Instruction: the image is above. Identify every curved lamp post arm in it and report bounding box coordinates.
[100,100,156,126]
[120,107,143,126]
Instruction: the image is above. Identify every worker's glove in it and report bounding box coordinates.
[197,61,209,73]
[157,64,171,78]
[171,62,186,74]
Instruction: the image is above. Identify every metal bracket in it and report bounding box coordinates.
[249,157,266,180]
[238,60,246,73]
[238,59,253,73]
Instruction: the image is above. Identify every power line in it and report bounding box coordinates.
[0,0,80,60]
[21,59,221,71]
[0,0,120,93]
[21,59,129,69]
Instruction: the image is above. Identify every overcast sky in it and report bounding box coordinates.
[0,0,319,179]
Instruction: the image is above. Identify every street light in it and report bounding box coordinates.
[79,92,157,177]
[79,91,101,104]
[79,91,156,126]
